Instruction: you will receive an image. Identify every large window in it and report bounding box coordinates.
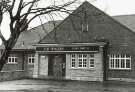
[28,54,35,64]
[8,54,18,64]
[78,54,87,68]
[71,53,95,68]
[109,54,131,69]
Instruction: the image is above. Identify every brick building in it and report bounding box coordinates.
[0,21,60,81]
[1,1,135,82]
[33,1,135,82]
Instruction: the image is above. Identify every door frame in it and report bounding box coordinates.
[48,54,66,78]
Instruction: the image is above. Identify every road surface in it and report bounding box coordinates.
[0,79,135,92]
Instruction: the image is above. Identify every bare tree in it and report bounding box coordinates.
[0,0,77,71]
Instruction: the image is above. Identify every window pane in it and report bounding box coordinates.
[8,58,11,63]
[72,54,75,58]
[116,55,119,58]
[28,54,35,64]
[90,59,94,68]
[83,59,87,67]
[121,55,125,58]
[79,59,82,62]
[83,59,87,62]
[111,54,114,58]
[71,58,76,68]
[28,58,31,63]
[83,54,87,58]
[78,62,82,67]
[90,59,94,64]
[90,64,94,67]
[121,59,125,68]
[126,59,130,68]
[79,54,81,58]
[115,59,119,68]
[72,62,75,67]
[110,59,114,68]
[15,58,17,62]
[32,58,34,63]
[72,59,75,61]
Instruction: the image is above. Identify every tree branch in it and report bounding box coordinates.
[0,0,78,71]
[0,30,7,46]
[14,0,23,18]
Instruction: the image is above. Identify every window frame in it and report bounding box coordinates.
[89,54,95,68]
[70,53,95,69]
[71,54,76,68]
[7,54,18,64]
[78,54,87,68]
[28,54,35,65]
[109,54,131,70]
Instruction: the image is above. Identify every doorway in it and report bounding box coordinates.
[48,54,66,78]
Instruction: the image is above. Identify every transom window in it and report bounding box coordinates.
[28,54,35,64]
[8,54,18,64]
[109,54,131,69]
[71,53,95,68]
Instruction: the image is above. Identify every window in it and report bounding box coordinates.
[71,54,76,68]
[82,10,88,32]
[28,54,35,64]
[70,53,95,68]
[89,59,94,67]
[78,54,87,68]
[89,54,95,68]
[8,54,18,64]
[78,54,83,67]
[109,54,131,69]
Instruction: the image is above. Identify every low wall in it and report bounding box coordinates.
[0,70,33,81]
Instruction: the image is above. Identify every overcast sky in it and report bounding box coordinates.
[91,0,135,16]
[1,0,135,40]
[29,0,135,29]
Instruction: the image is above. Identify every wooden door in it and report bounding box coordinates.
[53,55,65,78]
[39,55,48,76]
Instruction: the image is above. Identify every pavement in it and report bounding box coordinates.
[0,79,135,92]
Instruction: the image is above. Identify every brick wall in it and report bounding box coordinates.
[0,70,33,81]
[0,51,34,81]
[2,51,34,71]
[107,53,135,81]
[108,56,135,80]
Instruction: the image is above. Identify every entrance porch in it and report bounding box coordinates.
[33,43,105,81]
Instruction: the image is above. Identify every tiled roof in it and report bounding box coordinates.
[39,1,135,44]
[0,20,61,50]
[1,1,135,51]
[112,14,135,33]
[38,1,135,54]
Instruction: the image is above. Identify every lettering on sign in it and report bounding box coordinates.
[36,46,99,51]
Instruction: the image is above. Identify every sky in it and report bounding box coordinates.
[91,0,135,16]
[1,0,135,41]
[25,0,135,29]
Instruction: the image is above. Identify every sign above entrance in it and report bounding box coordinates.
[36,46,99,52]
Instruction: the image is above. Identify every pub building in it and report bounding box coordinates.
[1,1,135,82]
[32,1,135,82]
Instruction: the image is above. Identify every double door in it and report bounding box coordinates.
[48,54,65,78]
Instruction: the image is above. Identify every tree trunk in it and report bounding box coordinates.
[0,49,11,71]
[0,30,20,71]
[0,10,2,24]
